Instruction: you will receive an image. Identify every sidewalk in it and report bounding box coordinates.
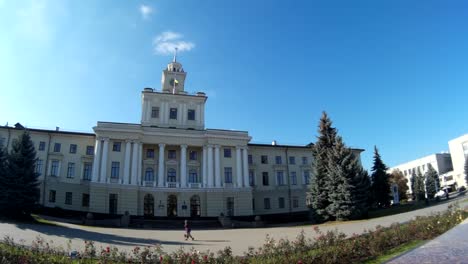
[387,217,468,264]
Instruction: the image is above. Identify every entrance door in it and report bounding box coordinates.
[226,197,234,217]
[144,194,154,217]
[167,194,178,217]
[109,194,118,215]
[190,195,201,217]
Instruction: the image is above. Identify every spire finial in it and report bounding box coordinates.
[173,47,178,62]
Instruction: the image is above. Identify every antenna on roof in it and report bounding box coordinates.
[173,47,178,63]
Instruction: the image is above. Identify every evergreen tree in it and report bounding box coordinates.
[0,145,7,201]
[413,169,426,202]
[349,160,372,219]
[389,169,409,201]
[0,132,40,218]
[424,164,438,199]
[325,136,355,220]
[310,112,337,221]
[465,157,468,187]
[370,146,391,208]
[410,171,416,200]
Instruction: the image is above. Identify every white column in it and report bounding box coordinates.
[92,138,102,182]
[158,143,165,187]
[131,142,139,185]
[242,147,249,187]
[137,143,142,185]
[180,144,187,188]
[236,146,242,187]
[207,145,214,187]
[99,138,109,183]
[214,145,221,187]
[123,140,131,184]
[202,146,207,187]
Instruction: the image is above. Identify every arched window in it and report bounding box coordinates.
[190,195,201,217]
[145,168,154,182]
[167,168,176,182]
[188,169,198,183]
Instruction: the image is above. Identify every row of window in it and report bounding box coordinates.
[48,190,89,207]
[402,163,432,177]
[36,159,92,180]
[151,107,196,121]
[37,141,94,155]
[258,197,300,210]
[259,170,310,186]
[256,155,308,165]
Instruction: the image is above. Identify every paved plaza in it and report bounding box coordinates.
[0,197,466,256]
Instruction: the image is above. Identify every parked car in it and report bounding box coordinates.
[435,190,447,198]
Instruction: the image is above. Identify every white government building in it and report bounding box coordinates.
[1,58,363,219]
[389,134,468,192]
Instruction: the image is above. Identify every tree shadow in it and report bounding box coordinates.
[9,221,195,247]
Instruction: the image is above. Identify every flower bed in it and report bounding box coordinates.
[1,204,466,264]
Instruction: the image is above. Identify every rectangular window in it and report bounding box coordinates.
[261,155,268,164]
[69,144,77,154]
[35,159,43,176]
[82,193,90,207]
[111,162,120,179]
[112,142,121,152]
[109,194,118,215]
[290,171,297,185]
[168,150,176,159]
[302,156,308,165]
[86,146,94,155]
[224,148,232,158]
[189,150,197,161]
[53,143,61,152]
[67,162,75,178]
[169,108,178,120]
[275,156,282,165]
[303,170,310,184]
[289,156,296,164]
[278,197,285,209]
[51,160,59,177]
[224,167,233,183]
[49,190,56,203]
[276,171,285,185]
[65,192,72,205]
[146,149,155,158]
[39,141,46,151]
[264,198,271,209]
[151,107,160,118]
[83,162,92,180]
[292,197,299,208]
[187,109,195,121]
[249,170,255,186]
[262,172,269,186]
[248,155,253,164]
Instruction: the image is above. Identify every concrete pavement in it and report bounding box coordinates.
[0,196,466,256]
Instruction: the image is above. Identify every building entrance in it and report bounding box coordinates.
[167,194,177,217]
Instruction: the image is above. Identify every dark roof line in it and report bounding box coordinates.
[1,126,95,137]
[248,143,312,149]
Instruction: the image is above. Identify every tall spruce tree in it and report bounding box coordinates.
[424,164,438,199]
[413,169,426,202]
[310,112,337,221]
[0,132,40,218]
[410,171,416,200]
[370,146,391,208]
[351,168,372,219]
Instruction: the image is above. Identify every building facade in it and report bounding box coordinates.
[0,58,363,218]
[448,134,468,187]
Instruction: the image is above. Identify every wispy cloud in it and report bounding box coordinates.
[139,4,153,20]
[153,31,195,55]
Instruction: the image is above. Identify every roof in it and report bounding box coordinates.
[0,125,95,137]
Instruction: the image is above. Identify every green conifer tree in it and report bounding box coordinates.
[370,146,391,208]
[0,132,40,218]
[310,112,337,221]
[410,171,416,200]
[413,169,426,202]
[424,164,438,199]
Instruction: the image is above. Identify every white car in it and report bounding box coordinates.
[435,190,446,198]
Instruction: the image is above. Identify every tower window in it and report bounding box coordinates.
[169,108,177,120]
[151,107,160,118]
[188,109,195,121]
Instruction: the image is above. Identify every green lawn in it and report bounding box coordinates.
[363,240,425,264]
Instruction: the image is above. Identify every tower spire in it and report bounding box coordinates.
[173,47,178,62]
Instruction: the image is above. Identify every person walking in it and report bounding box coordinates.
[184,219,194,241]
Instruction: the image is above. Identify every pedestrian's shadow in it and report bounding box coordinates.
[194,240,230,242]
[9,221,194,247]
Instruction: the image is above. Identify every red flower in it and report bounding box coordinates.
[298,260,303,264]
[106,246,110,253]
[203,255,208,261]
[160,255,163,261]
[191,260,196,264]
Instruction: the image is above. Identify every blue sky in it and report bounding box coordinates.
[1,0,468,170]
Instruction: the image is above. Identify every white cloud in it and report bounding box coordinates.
[139,4,153,20]
[153,31,195,55]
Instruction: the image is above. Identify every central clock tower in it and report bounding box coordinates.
[161,55,187,93]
